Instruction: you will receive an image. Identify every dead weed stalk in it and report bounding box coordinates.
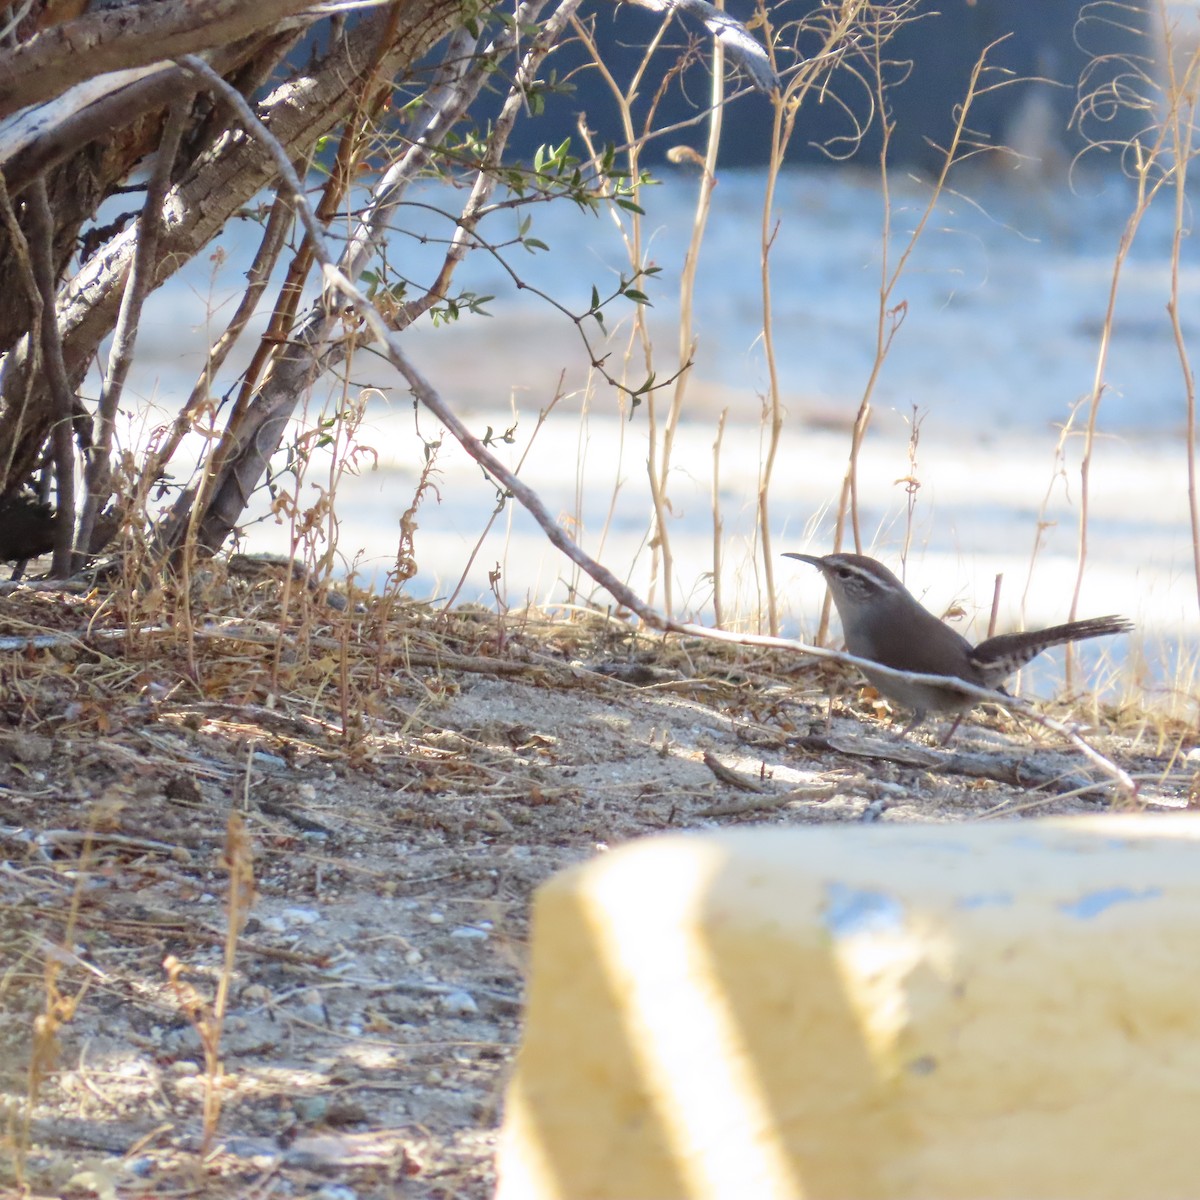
[13,823,96,1189]
[163,808,255,1160]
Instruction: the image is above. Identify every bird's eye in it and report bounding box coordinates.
[836,568,852,579]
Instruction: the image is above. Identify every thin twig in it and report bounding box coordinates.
[571,12,667,605]
[711,408,727,627]
[152,188,295,482]
[756,0,878,640]
[24,177,75,577]
[1067,33,1178,662]
[988,573,1002,639]
[76,93,192,565]
[442,380,566,612]
[701,748,767,792]
[1159,9,1200,616]
[653,8,725,620]
[389,2,585,333]
[0,170,43,490]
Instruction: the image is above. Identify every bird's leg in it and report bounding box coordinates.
[939,712,967,746]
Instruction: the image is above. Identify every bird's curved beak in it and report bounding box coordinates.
[782,552,823,570]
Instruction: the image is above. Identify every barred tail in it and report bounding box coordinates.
[971,615,1133,678]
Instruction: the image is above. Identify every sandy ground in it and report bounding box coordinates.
[0,570,1191,1198]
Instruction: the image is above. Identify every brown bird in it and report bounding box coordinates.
[0,494,57,563]
[785,551,1133,739]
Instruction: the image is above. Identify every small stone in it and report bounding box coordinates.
[440,989,479,1016]
[282,907,321,926]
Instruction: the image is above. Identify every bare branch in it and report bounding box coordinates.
[24,178,74,576]
[0,169,42,491]
[75,92,192,564]
[393,0,587,329]
[148,189,295,487]
[339,24,482,295]
[0,40,280,195]
[175,55,327,251]
[0,64,169,168]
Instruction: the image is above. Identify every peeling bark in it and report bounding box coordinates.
[0,0,317,121]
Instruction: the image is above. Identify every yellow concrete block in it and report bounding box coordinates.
[496,816,1200,1200]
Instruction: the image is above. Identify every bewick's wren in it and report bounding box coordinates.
[785,552,1133,737]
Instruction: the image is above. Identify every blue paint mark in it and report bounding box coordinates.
[1058,887,1162,919]
[956,892,1015,910]
[822,882,905,938]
